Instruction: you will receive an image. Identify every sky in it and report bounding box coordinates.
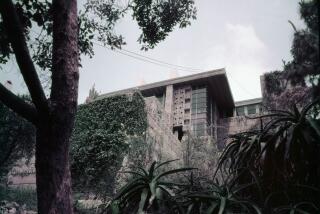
[1,0,306,103]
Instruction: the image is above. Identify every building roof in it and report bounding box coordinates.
[235,97,262,107]
[97,68,235,111]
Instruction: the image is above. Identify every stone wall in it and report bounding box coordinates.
[8,96,183,189]
[114,96,183,190]
[7,157,36,188]
[144,96,182,164]
[217,114,262,145]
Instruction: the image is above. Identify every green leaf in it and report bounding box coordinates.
[307,118,320,137]
[148,161,157,178]
[218,197,226,214]
[154,167,196,181]
[110,200,120,214]
[154,159,180,170]
[186,204,194,214]
[138,188,149,214]
[206,201,219,214]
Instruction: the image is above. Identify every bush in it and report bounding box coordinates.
[0,185,37,211]
[217,98,320,213]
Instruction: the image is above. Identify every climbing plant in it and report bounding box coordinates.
[0,98,35,182]
[71,92,147,197]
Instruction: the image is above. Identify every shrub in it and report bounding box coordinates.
[217,98,320,212]
[0,186,37,211]
[108,160,195,214]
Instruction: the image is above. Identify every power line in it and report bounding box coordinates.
[120,48,203,72]
[92,41,203,73]
[227,73,258,97]
[94,41,258,98]
[29,30,258,98]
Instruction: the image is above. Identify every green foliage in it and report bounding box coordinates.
[265,0,319,99]
[71,93,147,197]
[0,0,196,70]
[217,98,320,212]
[131,0,197,50]
[0,186,37,211]
[0,99,35,181]
[108,160,195,214]
[183,181,261,214]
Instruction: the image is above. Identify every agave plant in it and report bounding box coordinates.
[180,173,262,214]
[109,160,195,214]
[217,98,320,211]
[272,201,319,214]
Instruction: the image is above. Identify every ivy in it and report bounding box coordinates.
[0,98,35,182]
[70,93,147,197]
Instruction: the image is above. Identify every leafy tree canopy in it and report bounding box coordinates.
[0,0,197,72]
[283,0,319,90]
[263,0,319,108]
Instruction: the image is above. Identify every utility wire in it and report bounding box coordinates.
[93,41,203,73]
[29,30,258,98]
[120,48,203,72]
[227,74,258,97]
[94,41,259,98]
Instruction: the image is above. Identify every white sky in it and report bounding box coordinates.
[0,0,305,103]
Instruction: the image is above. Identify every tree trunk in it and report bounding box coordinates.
[35,0,79,213]
[36,124,73,213]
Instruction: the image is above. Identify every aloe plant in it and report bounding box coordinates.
[109,160,195,214]
[217,98,320,211]
[180,174,262,214]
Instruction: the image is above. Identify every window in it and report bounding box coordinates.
[185,98,191,103]
[237,106,245,116]
[184,119,190,125]
[247,104,257,115]
[190,86,208,136]
[184,109,190,114]
[193,123,206,136]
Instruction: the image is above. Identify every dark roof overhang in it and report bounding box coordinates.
[97,68,235,111]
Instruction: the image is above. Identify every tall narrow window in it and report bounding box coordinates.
[191,86,208,136]
[237,106,245,116]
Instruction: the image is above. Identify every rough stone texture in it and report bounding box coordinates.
[217,114,262,145]
[181,134,221,180]
[114,96,183,190]
[164,85,174,130]
[145,96,182,164]
[7,157,36,188]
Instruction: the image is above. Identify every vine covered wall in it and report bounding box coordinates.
[71,93,147,197]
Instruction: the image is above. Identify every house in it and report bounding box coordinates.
[97,68,263,148]
[7,68,264,187]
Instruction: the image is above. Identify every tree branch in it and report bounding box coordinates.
[0,0,49,118]
[0,83,38,124]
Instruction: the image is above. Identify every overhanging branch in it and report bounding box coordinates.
[0,83,38,124]
[0,0,49,117]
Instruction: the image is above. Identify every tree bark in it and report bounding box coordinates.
[35,0,79,213]
[1,0,78,212]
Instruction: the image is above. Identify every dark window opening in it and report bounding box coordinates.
[173,126,184,141]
